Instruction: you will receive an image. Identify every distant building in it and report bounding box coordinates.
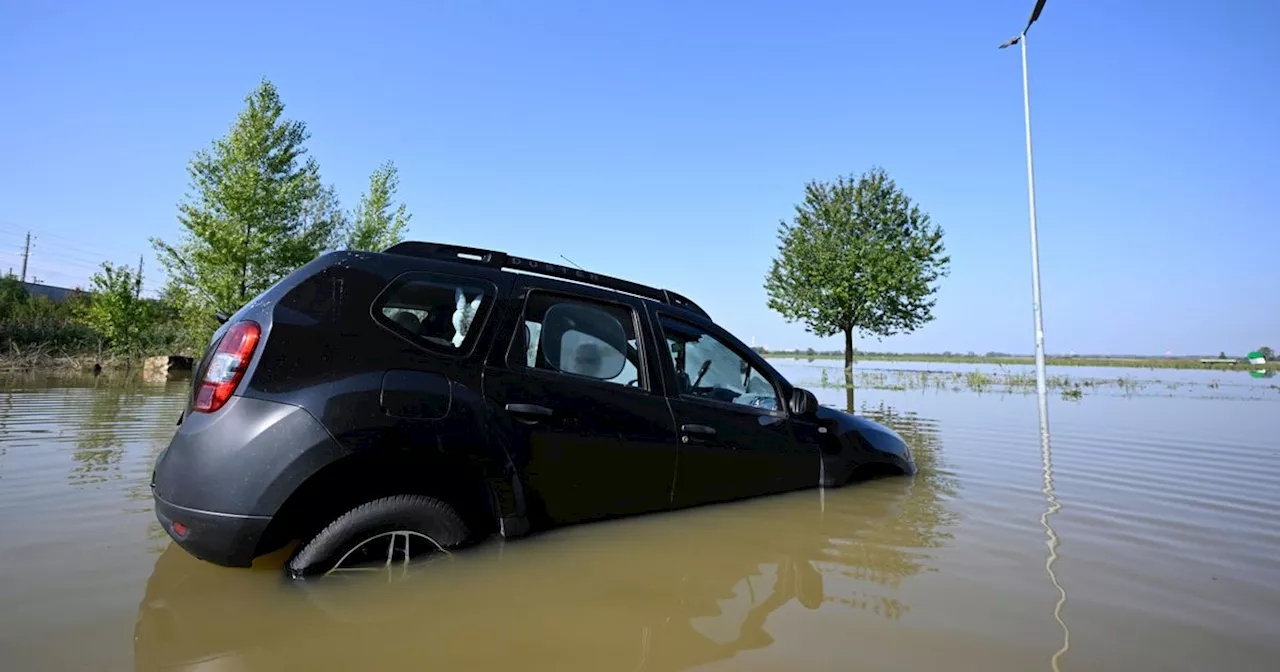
[20,281,79,303]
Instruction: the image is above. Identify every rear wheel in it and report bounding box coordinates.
[286,494,471,580]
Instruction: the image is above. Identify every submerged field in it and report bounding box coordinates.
[0,360,1276,671]
[767,352,1280,372]
[783,359,1280,402]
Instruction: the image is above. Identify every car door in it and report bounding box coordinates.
[654,312,816,507]
[483,285,680,525]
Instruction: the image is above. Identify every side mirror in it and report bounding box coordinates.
[789,387,818,417]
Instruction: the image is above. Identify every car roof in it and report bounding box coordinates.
[380,240,712,322]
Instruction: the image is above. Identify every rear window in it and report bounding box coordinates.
[373,272,496,355]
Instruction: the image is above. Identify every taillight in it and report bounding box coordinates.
[193,320,261,413]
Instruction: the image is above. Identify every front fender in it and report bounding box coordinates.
[814,407,917,485]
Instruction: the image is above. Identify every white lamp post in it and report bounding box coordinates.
[1001,0,1051,438]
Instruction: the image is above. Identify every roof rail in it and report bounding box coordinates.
[382,241,710,319]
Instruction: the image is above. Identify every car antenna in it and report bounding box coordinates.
[559,254,585,270]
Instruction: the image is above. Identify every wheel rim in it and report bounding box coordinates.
[324,530,451,581]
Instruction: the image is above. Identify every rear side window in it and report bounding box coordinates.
[509,291,644,389]
[374,272,495,354]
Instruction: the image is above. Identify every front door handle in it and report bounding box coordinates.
[680,424,717,443]
[506,403,554,418]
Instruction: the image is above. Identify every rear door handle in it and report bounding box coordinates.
[506,403,554,418]
[680,424,717,440]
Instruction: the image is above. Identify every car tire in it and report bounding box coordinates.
[286,494,471,579]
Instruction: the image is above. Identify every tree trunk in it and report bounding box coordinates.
[241,218,252,305]
[843,326,855,411]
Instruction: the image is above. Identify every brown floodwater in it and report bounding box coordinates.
[0,362,1277,671]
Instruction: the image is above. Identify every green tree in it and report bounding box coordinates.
[1258,346,1274,361]
[765,167,950,374]
[0,276,27,321]
[76,262,149,356]
[150,78,341,351]
[344,160,412,251]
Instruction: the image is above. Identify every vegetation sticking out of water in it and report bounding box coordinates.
[771,351,1280,372]
[813,366,1266,400]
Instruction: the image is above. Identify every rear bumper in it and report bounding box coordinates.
[154,492,271,568]
[149,395,348,567]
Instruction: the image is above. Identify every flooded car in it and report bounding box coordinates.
[151,241,914,578]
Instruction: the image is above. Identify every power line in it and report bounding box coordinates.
[0,220,159,250]
[6,250,104,271]
[0,221,168,273]
[0,223,172,299]
[0,227,166,291]
[23,247,109,268]
[0,232,125,267]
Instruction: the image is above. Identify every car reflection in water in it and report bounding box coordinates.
[134,406,955,671]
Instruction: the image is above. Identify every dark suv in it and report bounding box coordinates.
[151,241,915,578]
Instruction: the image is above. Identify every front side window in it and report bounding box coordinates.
[660,316,779,410]
[511,291,643,389]
[374,273,493,353]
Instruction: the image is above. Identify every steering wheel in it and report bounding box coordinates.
[627,378,640,387]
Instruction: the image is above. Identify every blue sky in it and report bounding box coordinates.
[1,0,1276,356]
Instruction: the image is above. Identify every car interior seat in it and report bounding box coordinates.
[392,310,421,335]
[514,323,532,366]
[419,309,454,344]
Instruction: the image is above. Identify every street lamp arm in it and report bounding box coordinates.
[998,0,1047,48]
[1027,0,1048,28]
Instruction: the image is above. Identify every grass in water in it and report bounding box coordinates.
[964,371,992,391]
[804,366,1225,399]
[768,352,1280,372]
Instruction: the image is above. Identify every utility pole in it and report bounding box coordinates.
[20,232,31,283]
[1001,0,1050,440]
[136,254,145,298]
